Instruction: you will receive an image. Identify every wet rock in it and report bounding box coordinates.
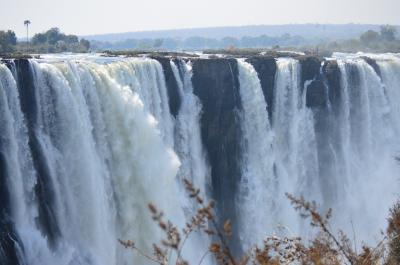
[191,58,243,254]
[13,59,61,246]
[299,56,323,88]
[0,136,24,265]
[361,56,382,78]
[323,60,342,111]
[246,56,277,120]
[153,56,182,117]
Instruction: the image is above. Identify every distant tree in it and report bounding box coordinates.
[55,40,68,52]
[46,27,62,45]
[6,30,17,45]
[137,39,153,50]
[326,41,340,50]
[241,36,256,48]
[161,38,179,50]
[221,37,239,48]
[64,35,79,44]
[360,30,380,44]
[0,30,17,52]
[153,38,164,49]
[380,25,397,41]
[29,27,88,53]
[184,37,217,50]
[24,20,31,44]
[31,33,47,45]
[257,35,273,47]
[79,39,91,51]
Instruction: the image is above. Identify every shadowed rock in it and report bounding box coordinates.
[246,56,277,120]
[152,56,182,117]
[361,56,382,79]
[191,58,243,254]
[13,59,61,246]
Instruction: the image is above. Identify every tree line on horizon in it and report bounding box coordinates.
[91,33,314,51]
[0,27,90,54]
[310,25,400,55]
[93,25,399,54]
[1,25,399,55]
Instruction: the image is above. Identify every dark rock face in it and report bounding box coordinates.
[13,59,61,246]
[0,132,24,265]
[308,60,345,204]
[0,60,25,265]
[323,61,342,106]
[361,56,382,78]
[246,57,277,120]
[191,58,243,253]
[305,79,326,108]
[297,56,327,109]
[299,56,322,87]
[153,57,182,117]
[0,55,362,259]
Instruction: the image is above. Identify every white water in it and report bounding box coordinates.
[171,60,210,190]
[170,59,213,264]
[331,56,400,243]
[236,58,320,247]
[236,55,400,248]
[1,53,400,264]
[0,57,210,265]
[236,59,275,247]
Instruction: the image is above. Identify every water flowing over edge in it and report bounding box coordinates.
[1,53,400,264]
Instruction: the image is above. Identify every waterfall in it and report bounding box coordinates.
[273,58,320,206]
[236,59,275,247]
[104,58,175,146]
[171,59,210,190]
[1,53,400,264]
[236,55,400,246]
[170,59,213,264]
[236,58,320,247]
[0,57,210,265]
[330,56,400,243]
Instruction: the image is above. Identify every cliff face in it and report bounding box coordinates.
[0,136,22,265]
[13,59,61,245]
[0,60,23,265]
[185,55,368,252]
[153,57,182,117]
[298,57,342,202]
[1,55,386,262]
[298,56,325,108]
[245,57,277,119]
[191,58,243,251]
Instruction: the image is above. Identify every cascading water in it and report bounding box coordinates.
[236,54,400,247]
[328,55,400,243]
[236,58,320,247]
[272,58,320,207]
[236,59,275,247]
[0,57,211,265]
[1,53,400,264]
[171,59,210,190]
[169,59,213,264]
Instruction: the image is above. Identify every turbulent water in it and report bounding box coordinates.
[0,53,399,264]
[236,58,320,248]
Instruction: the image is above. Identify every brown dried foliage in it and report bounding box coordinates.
[119,179,400,265]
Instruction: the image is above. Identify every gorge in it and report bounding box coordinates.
[0,52,399,265]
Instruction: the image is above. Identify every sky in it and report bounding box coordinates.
[1,0,400,37]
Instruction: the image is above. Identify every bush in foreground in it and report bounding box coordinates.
[120,179,400,265]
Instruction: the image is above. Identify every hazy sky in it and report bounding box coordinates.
[1,0,399,37]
